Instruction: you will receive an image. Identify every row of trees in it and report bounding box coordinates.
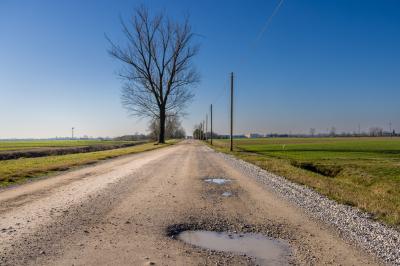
[115,117,186,141]
[148,116,186,140]
[192,123,204,139]
[309,127,396,137]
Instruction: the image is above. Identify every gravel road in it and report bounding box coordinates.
[0,140,395,265]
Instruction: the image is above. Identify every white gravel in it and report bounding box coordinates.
[216,150,400,265]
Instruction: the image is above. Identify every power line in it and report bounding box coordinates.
[255,0,284,44]
[208,0,284,140]
[211,78,228,105]
[210,0,284,104]
[238,0,285,65]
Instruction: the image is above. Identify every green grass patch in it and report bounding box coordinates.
[0,140,138,151]
[0,141,176,188]
[209,137,400,226]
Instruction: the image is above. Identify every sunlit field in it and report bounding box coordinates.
[212,137,400,226]
[0,140,177,187]
[0,140,136,151]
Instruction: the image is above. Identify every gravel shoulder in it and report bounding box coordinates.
[0,140,391,265]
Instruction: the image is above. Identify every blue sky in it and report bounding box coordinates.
[1,0,399,138]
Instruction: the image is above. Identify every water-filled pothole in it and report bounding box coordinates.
[178,230,291,265]
[222,192,232,197]
[204,178,231,185]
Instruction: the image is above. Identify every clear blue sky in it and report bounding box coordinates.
[1,0,399,138]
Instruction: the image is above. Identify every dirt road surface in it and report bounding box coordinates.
[0,141,380,265]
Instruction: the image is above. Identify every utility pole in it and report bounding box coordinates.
[206,114,208,141]
[72,127,75,139]
[199,123,201,140]
[210,104,213,145]
[203,120,206,140]
[389,121,392,137]
[202,121,204,140]
[230,72,234,151]
[199,123,202,140]
[200,121,203,140]
[200,121,202,140]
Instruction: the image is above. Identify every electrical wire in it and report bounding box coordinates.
[238,0,284,65]
[211,0,285,105]
[206,0,285,136]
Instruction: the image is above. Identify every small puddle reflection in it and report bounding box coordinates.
[178,231,291,265]
[222,192,232,197]
[204,178,231,185]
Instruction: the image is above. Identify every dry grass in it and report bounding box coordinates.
[0,141,176,187]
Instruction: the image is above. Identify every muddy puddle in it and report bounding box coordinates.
[178,230,291,265]
[222,192,232,197]
[204,178,231,185]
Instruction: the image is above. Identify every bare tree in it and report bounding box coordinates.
[329,126,336,137]
[309,128,316,137]
[193,124,204,140]
[369,127,383,137]
[107,7,199,143]
[148,116,186,140]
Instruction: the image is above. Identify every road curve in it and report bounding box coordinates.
[0,141,380,265]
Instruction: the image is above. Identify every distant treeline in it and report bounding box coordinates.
[199,130,398,139]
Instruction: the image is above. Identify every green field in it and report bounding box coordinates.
[212,137,400,226]
[0,140,136,151]
[0,141,175,188]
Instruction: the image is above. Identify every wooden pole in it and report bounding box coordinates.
[210,104,213,145]
[230,72,234,151]
[206,114,208,141]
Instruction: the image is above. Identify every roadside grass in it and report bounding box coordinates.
[0,141,177,188]
[209,137,400,226]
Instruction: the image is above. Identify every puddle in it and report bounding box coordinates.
[222,192,232,197]
[204,178,231,185]
[178,230,291,265]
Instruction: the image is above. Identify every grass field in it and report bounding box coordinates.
[212,137,400,226]
[0,140,148,161]
[0,141,175,188]
[0,140,136,151]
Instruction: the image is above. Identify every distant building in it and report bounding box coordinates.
[245,133,265,138]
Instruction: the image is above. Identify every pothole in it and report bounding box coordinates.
[222,192,232,197]
[204,178,231,185]
[177,230,291,265]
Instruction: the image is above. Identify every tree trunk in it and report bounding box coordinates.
[158,108,166,144]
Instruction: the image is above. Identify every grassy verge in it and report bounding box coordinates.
[208,138,400,227]
[0,141,177,188]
